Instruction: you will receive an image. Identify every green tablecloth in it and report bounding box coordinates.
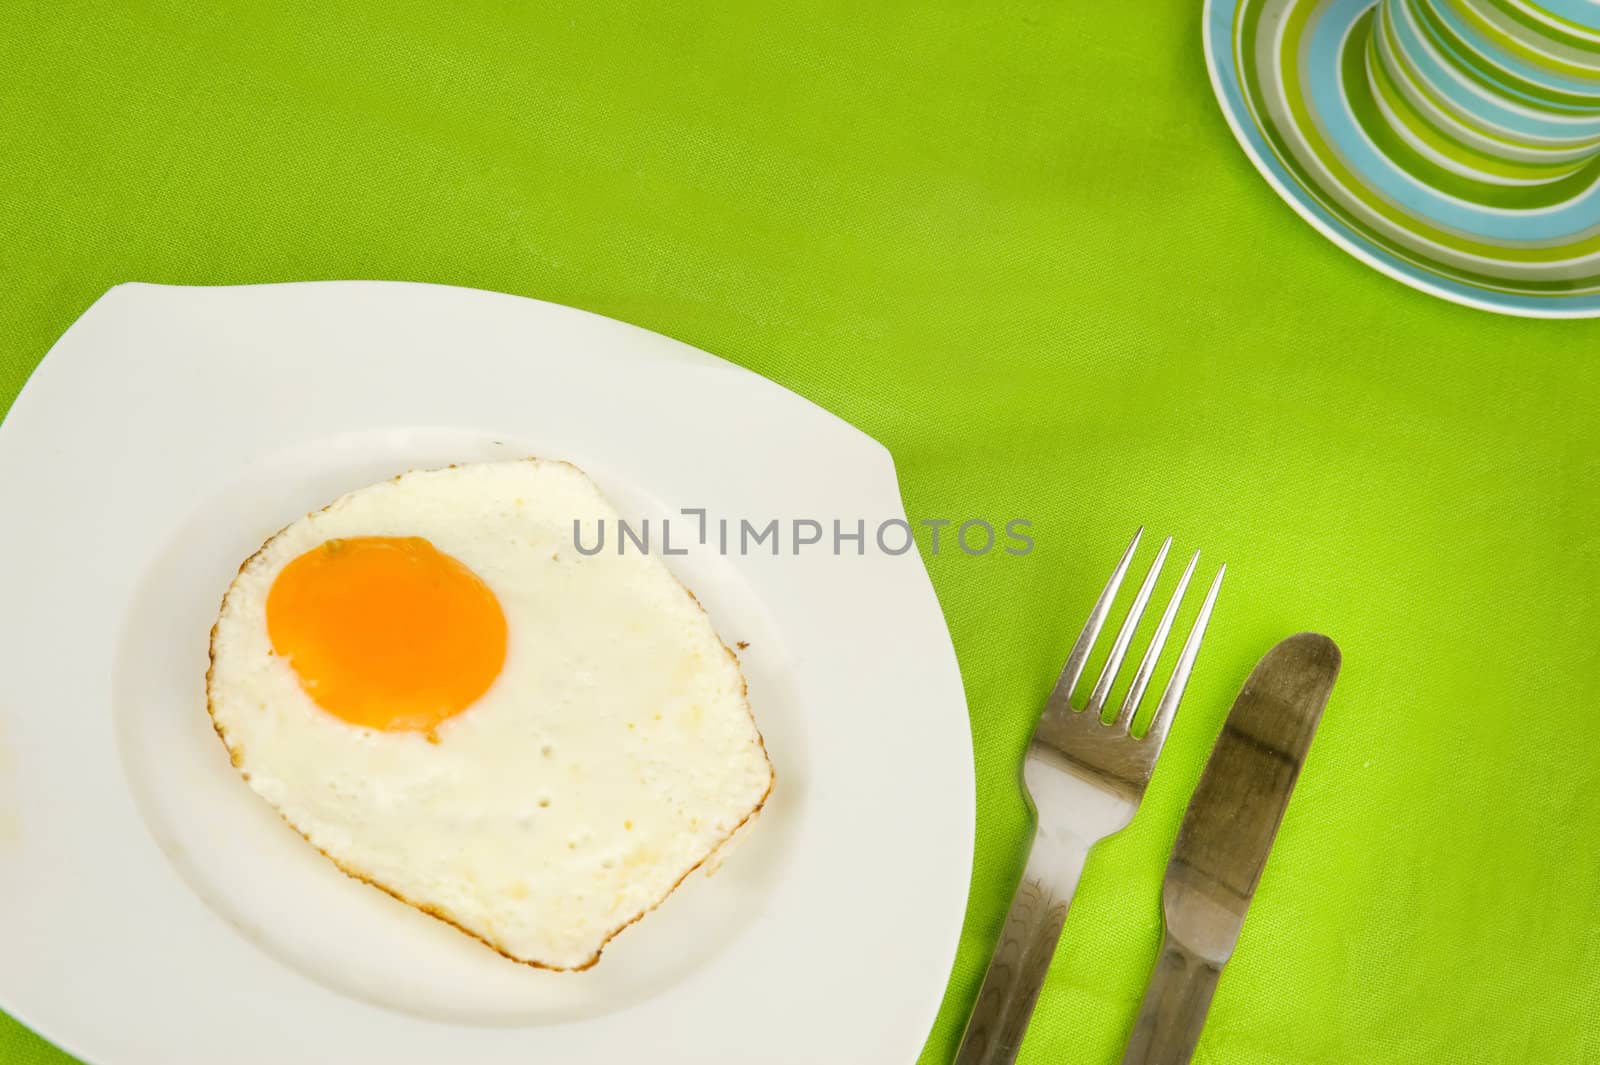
[3,2,1597,1063]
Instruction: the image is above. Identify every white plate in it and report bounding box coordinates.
[0,282,974,1065]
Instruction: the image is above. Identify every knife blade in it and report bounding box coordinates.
[1122,632,1340,1065]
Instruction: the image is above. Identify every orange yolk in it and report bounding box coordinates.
[266,536,507,732]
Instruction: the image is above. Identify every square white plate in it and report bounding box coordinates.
[0,282,973,1064]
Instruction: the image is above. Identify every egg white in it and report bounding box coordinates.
[206,459,773,971]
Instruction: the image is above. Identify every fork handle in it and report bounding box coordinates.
[1120,933,1222,1065]
[952,824,1095,1065]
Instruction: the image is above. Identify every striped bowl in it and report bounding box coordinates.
[1205,0,1600,316]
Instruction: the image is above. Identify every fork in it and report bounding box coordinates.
[952,529,1224,1065]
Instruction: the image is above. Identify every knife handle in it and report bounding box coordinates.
[1121,933,1222,1065]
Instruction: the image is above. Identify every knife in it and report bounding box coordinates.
[1121,632,1340,1065]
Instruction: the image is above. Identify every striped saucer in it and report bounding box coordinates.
[1205,0,1600,317]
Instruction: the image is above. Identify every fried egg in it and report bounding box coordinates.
[206,459,773,971]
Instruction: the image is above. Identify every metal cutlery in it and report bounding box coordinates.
[1120,632,1340,1065]
[953,529,1224,1065]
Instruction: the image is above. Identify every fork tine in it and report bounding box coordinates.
[1084,536,1171,721]
[1142,563,1224,747]
[1113,548,1198,731]
[1049,528,1142,707]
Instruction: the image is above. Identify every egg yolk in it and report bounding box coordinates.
[266,536,507,732]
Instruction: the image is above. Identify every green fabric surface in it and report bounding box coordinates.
[2,2,1598,1063]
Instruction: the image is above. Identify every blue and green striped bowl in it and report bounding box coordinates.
[1205,0,1600,316]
